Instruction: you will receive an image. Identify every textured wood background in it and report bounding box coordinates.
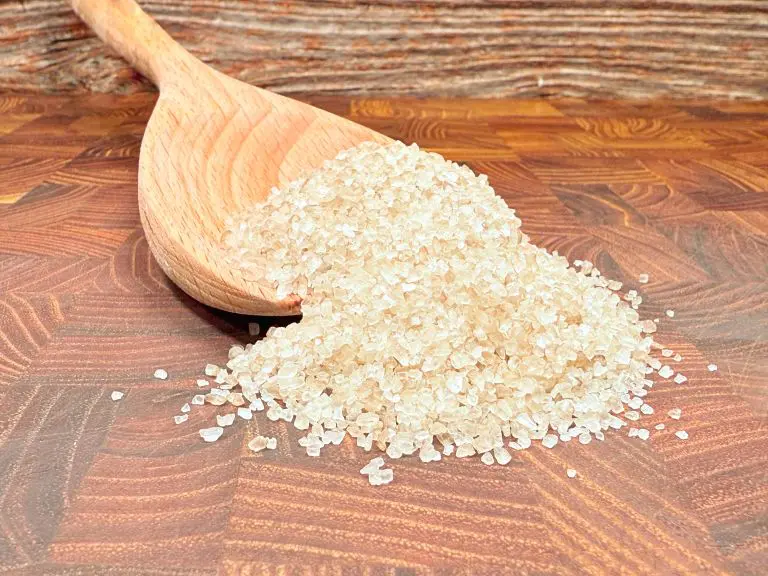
[2,0,768,99]
[1,95,767,574]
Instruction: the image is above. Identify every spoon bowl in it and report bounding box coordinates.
[72,0,390,315]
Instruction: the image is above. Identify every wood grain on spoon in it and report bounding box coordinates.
[70,0,390,315]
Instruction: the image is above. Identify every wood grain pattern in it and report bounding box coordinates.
[1,95,767,575]
[2,1,768,100]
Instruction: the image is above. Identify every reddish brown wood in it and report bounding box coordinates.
[0,95,767,575]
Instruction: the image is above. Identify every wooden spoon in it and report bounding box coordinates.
[71,0,390,315]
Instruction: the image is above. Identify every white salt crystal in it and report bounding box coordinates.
[566,469,577,478]
[196,379,209,387]
[673,373,687,384]
[637,428,650,441]
[655,423,665,430]
[153,368,168,380]
[668,408,682,420]
[110,391,124,401]
[248,435,269,452]
[494,447,512,465]
[541,434,558,449]
[216,413,236,427]
[180,403,190,413]
[361,457,385,475]
[191,394,205,406]
[237,407,253,420]
[204,364,218,376]
[658,365,674,379]
[624,410,640,422]
[638,273,649,284]
[199,427,224,442]
[480,451,495,465]
[675,430,689,440]
[661,349,673,357]
[174,414,188,424]
[266,437,277,450]
[640,404,654,415]
[673,354,683,362]
[369,468,394,486]
[666,309,675,318]
[707,364,717,372]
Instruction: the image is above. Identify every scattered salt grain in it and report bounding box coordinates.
[191,394,205,406]
[675,430,689,440]
[369,468,394,486]
[566,469,577,478]
[638,273,649,284]
[204,364,218,377]
[174,414,188,424]
[199,427,224,442]
[361,457,385,475]
[673,373,688,384]
[624,411,640,421]
[673,354,682,362]
[110,391,124,401]
[494,447,513,465]
[637,428,650,441]
[668,408,682,420]
[237,407,253,420]
[266,437,277,450]
[655,423,665,430]
[661,349,673,357]
[640,404,654,415]
[153,368,168,380]
[180,403,190,413]
[666,310,675,318]
[196,379,209,387]
[708,364,718,372]
[216,413,236,427]
[481,451,495,465]
[658,365,674,379]
[248,436,270,452]
[542,434,559,448]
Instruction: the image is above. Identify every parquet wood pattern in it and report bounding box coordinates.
[0,95,766,575]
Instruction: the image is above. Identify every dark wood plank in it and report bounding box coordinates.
[0,94,766,575]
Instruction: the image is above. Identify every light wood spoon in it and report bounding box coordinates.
[71,0,390,315]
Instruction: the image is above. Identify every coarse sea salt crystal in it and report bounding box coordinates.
[675,430,689,440]
[708,364,718,372]
[153,368,168,380]
[658,365,674,379]
[110,390,124,401]
[174,414,188,424]
[216,413,236,427]
[199,427,224,442]
[566,469,577,478]
[668,408,682,420]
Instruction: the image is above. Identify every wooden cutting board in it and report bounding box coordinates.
[0,94,766,575]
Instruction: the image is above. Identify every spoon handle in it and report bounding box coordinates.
[71,0,194,90]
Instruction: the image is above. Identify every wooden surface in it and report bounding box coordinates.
[70,0,389,315]
[1,95,768,575]
[2,1,768,100]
